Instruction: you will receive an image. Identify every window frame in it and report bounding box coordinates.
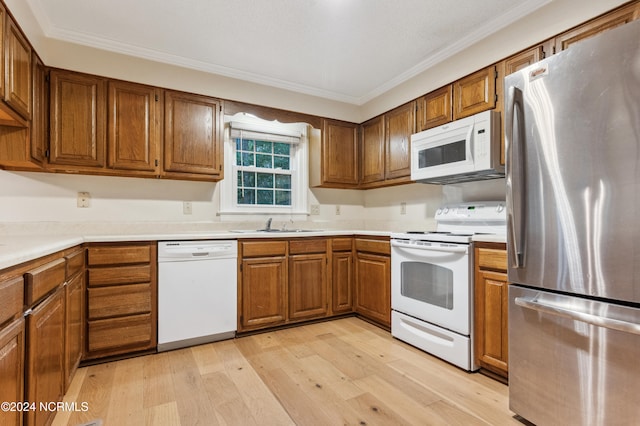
[219,114,309,220]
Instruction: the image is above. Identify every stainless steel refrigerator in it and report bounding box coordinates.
[504,20,640,426]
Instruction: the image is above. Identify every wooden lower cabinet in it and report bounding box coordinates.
[85,242,157,360]
[331,250,353,314]
[64,272,84,391]
[354,238,391,328]
[26,286,65,426]
[240,256,287,330]
[0,317,25,426]
[474,243,509,380]
[289,253,328,321]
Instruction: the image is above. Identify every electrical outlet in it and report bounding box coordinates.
[335,205,341,215]
[77,192,90,208]
[400,202,407,215]
[310,204,320,215]
[183,201,193,215]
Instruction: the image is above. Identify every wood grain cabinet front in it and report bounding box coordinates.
[474,243,509,381]
[108,80,162,174]
[25,286,65,426]
[85,242,157,361]
[331,238,353,315]
[239,255,287,331]
[314,119,359,187]
[163,90,223,180]
[49,69,107,170]
[3,16,31,121]
[288,239,329,321]
[0,317,25,426]
[453,66,497,120]
[384,101,415,180]
[416,85,453,132]
[354,238,391,328]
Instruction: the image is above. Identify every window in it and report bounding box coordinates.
[236,139,292,206]
[219,114,309,219]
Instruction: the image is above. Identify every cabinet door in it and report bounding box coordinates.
[360,116,385,184]
[332,251,353,314]
[474,269,509,378]
[164,91,222,178]
[0,317,24,426]
[108,81,161,173]
[240,256,287,330]
[289,253,327,320]
[4,17,31,120]
[26,287,65,426]
[504,46,544,76]
[355,252,391,327]
[453,66,496,120]
[321,119,359,186]
[64,272,84,391]
[30,53,46,165]
[416,85,452,131]
[49,70,107,168]
[554,3,640,52]
[385,102,414,180]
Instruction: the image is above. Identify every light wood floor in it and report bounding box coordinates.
[53,317,520,426]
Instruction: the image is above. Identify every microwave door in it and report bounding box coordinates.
[412,125,474,180]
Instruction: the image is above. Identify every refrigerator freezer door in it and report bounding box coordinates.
[509,285,640,425]
[504,20,640,303]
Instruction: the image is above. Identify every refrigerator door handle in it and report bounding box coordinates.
[515,297,640,336]
[506,86,526,268]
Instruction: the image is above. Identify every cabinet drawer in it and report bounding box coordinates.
[0,277,24,326]
[88,265,151,286]
[477,248,507,272]
[88,284,151,319]
[355,238,390,255]
[25,257,66,305]
[332,238,353,252]
[65,248,85,278]
[242,241,287,257]
[87,313,153,353]
[87,244,151,266]
[289,239,327,255]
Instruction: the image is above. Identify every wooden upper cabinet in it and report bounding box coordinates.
[49,69,107,168]
[163,90,222,179]
[31,54,47,165]
[416,85,453,132]
[360,115,385,184]
[453,66,496,120]
[554,2,640,52]
[320,119,359,186]
[108,80,161,173]
[503,46,544,76]
[4,17,31,121]
[385,101,415,180]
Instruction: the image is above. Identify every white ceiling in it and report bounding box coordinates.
[24,0,549,105]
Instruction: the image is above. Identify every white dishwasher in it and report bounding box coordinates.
[157,240,237,352]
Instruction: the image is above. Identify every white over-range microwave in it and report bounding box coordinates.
[410,110,504,184]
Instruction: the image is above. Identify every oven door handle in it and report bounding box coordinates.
[391,240,468,254]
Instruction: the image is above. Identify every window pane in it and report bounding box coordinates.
[256,154,272,168]
[273,156,290,170]
[242,152,255,167]
[256,173,274,188]
[236,139,242,150]
[239,171,255,187]
[257,190,273,205]
[274,143,290,155]
[237,189,255,205]
[255,141,272,153]
[235,152,242,166]
[275,191,291,206]
[242,139,254,151]
[275,175,291,189]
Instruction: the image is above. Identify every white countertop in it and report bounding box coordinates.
[0,230,391,270]
[472,234,507,244]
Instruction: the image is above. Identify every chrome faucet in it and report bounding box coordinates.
[264,217,273,231]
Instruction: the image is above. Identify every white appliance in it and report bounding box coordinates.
[391,202,506,371]
[410,110,504,184]
[157,240,238,352]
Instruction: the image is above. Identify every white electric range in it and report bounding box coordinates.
[390,201,506,371]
